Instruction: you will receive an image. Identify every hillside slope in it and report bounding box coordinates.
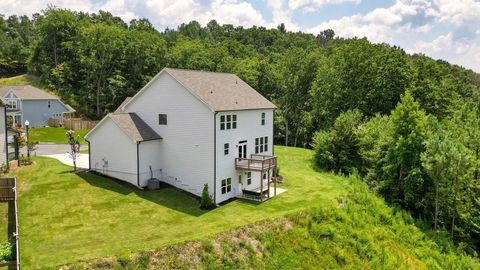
[62,176,480,269]
[0,74,43,88]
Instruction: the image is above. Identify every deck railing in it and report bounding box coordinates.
[235,155,276,171]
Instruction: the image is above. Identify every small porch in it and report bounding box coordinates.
[235,154,279,202]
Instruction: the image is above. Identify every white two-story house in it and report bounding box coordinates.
[85,68,278,204]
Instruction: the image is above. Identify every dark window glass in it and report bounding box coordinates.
[159,114,167,125]
[224,143,229,155]
[261,112,265,125]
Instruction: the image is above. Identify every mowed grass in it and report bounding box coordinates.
[0,74,43,88]
[0,202,9,243]
[29,127,89,145]
[15,146,349,268]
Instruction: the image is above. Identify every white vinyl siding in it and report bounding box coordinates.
[215,109,274,202]
[88,118,138,185]
[124,72,214,197]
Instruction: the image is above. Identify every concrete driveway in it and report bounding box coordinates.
[42,153,89,169]
[19,143,90,169]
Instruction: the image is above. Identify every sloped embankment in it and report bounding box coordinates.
[61,178,480,270]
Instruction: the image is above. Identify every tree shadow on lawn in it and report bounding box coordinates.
[76,172,208,217]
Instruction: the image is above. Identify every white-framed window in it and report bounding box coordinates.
[238,175,242,184]
[47,100,51,108]
[7,100,17,109]
[247,172,251,185]
[220,114,237,130]
[221,178,232,194]
[255,136,268,153]
[261,112,265,125]
[224,143,229,155]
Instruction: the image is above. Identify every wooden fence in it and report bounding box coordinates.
[64,118,97,130]
[0,177,20,269]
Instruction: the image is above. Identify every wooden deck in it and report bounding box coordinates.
[235,154,277,171]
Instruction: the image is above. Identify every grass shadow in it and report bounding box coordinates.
[77,172,208,217]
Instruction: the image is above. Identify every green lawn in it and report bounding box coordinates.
[29,127,89,145]
[15,146,349,268]
[0,74,43,88]
[0,202,9,243]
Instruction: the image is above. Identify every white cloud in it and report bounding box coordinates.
[426,0,480,26]
[266,0,300,31]
[307,0,431,42]
[0,0,95,15]
[0,0,138,22]
[288,0,360,12]
[144,0,266,29]
[413,32,480,71]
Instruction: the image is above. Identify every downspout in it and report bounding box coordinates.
[214,112,218,204]
[85,138,91,170]
[272,109,276,156]
[137,141,140,187]
[4,106,8,163]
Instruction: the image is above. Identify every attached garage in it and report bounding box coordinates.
[85,112,162,187]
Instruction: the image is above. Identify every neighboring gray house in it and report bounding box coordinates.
[0,85,75,127]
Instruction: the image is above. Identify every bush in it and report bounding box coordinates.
[200,184,214,209]
[0,242,15,262]
[0,162,9,174]
[19,154,33,166]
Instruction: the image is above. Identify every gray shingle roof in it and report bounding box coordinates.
[109,112,162,142]
[164,68,277,111]
[0,85,59,100]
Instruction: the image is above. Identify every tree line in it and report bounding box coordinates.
[1,6,479,254]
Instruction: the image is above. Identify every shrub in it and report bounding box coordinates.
[0,242,15,262]
[200,183,214,209]
[0,162,9,174]
[19,154,33,166]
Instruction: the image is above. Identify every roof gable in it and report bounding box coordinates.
[121,68,276,112]
[0,85,59,100]
[86,112,162,143]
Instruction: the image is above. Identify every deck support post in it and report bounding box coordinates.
[260,170,263,202]
[267,168,271,199]
[274,165,277,196]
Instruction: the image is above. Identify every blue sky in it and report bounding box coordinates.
[1,0,479,72]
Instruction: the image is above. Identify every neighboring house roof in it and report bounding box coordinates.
[115,97,132,113]
[0,96,6,107]
[64,104,76,112]
[0,85,59,100]
[107,112,162,142]
[121,68,277,112]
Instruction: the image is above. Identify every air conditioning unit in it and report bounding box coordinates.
[147,178,160,190]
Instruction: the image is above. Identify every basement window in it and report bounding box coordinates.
[158,114,167,125]
[221,178,232,194]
